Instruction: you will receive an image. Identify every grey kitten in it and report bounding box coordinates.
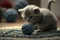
[18,0,58,32]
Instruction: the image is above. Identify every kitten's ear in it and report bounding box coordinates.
[18,9,25,18]
[18,9,24,13]
[33,8,40,14]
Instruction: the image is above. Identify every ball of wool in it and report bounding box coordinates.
[4,9,18,22]
[0,0,12,8]
[0,8,3,22]
[22,23,34,35]
[15,0,28,12]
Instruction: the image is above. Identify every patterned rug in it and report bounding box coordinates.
[0,29,60,38]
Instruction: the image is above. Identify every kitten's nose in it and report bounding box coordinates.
[29,16,33,19]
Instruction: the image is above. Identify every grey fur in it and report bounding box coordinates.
[48,0,55,10]
[19,5,58,32]
[18,0,58,34]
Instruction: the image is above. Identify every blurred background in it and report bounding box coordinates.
[0,0,60,30]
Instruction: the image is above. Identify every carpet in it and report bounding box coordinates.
[0,29,60,38]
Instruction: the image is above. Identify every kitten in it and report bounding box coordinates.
[18,0,58,32]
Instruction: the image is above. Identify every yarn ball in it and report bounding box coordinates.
[0,0,12,8]
[4,9,18,22]
[15,0,28,12]
[0,8,3,22]
[22,24,34,35]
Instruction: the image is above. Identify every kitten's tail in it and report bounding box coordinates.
[48,0,55,10]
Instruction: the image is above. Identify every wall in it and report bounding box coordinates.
[27,0,40,7]
[41,0,60,17]
[11,0,60,17]
[11,0,40,7]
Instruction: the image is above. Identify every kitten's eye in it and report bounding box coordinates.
[25,9,30,15]
[33,9,40,14]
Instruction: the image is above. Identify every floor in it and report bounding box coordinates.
[0,17,26,30]
[0,17,60,30]
[0,17,60,40]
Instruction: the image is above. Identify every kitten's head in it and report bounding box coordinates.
[18,5,42,23]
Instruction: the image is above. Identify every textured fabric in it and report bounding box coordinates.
[4,9,18,22]
[0,8,3,22]
[0,0,12,8]
[0,29,60,38]
[15,0,28,12]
